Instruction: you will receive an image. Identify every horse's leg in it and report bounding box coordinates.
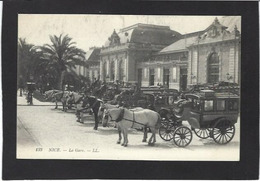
[63,101,67,112]
[148,128,156,146]
[117,127,122,144]
[121,128,126,146]
[124,129,128,147]
[142,126,147,142]
[76,109,81,122]
[55,99,58,109]
[93,112,98,130]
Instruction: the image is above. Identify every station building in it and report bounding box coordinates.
[138,17,241,91]
[83,16,241,91]
[99,24,182,84]
[85,47,101,82]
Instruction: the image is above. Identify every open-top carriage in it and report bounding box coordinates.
[158,90,239,147]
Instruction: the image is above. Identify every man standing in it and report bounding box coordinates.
[27,82,36,105]
[18,75,25,97]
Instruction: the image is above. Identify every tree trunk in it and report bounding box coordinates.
[59,70,67,90]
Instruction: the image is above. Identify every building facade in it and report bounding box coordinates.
[136,17,241,91]
[99,24,182,84]
[85,47,101,82]
[91,17,240,91]
[187,17,241,87]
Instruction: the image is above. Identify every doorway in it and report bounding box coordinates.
[137,68,142,87]
[163,68,170,88]
[180,68,187,91]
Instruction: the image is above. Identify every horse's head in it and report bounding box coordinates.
[102,108,121,127]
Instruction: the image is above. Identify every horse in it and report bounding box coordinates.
[51,91,71,111]
[100,104,143,128]
[66,92,84,109]
[102,107,161,147]
[76,96,103,130]
[44,89,60,101]
[98,103,120,122]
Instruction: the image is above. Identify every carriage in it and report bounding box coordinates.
[158,90,239,147]
[141,88,179,110]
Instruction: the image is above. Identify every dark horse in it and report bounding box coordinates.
[76,96,103,130]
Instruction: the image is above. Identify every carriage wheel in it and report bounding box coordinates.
[159,125,176,141]
[173,126,193,147]
[212,119,235,144]
[193,128,211,139]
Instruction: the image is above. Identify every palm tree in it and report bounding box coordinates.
[35,34,85,90]
[17,38,34,82]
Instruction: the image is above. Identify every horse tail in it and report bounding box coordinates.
[155,113,161,130]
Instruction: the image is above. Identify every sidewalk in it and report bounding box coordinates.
[17,91,58,106]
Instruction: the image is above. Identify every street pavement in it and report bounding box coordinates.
[17,92,240,161]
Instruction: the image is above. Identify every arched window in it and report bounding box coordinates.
[207,52,219,83]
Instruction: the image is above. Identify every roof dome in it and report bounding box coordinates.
[104,23,181,47]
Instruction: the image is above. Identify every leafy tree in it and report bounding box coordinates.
[17,38,34,83]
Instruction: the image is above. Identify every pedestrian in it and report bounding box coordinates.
[27,82,36,104]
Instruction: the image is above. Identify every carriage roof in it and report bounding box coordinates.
[185,90,239,100]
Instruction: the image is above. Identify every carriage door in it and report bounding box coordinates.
[180,68,187,91]
[137,68,142,87]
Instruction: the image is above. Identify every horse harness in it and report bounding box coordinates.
[79,97,102,112]
[108,108,146,128]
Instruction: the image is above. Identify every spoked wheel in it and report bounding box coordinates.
[173,126,193,147]
[193,128,211,139]
[212,119,235,144]
[159,124,176,141]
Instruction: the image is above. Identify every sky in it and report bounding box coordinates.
[18,15,224,52]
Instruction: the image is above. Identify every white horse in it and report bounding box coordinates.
[102,107,161,147]
[98,103,120,120]
[99,103,143,127]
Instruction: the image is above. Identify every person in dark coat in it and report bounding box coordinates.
[18,75,25,96]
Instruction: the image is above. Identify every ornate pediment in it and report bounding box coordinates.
[205,18,228,38]
[108,29,121,46]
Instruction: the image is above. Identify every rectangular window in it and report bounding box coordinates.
[172,67,177,82]
[204,100,214,111]
[192,99,201,111]
[216,100,225,111]
[228,100,238,111]
[157,67,161,79]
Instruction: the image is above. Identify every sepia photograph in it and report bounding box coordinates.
[16,14,241,161]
